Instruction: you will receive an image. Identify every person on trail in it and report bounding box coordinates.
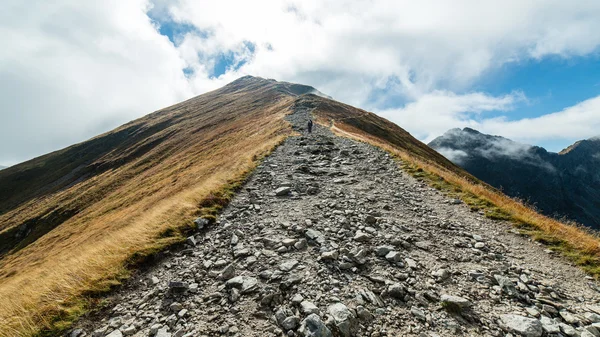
[307,119,313,133]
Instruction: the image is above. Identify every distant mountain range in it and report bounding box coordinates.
[429,128,600,230]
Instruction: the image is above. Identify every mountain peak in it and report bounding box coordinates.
[430,127,600,229]
[462,127,482,135]
[222,75,331,99]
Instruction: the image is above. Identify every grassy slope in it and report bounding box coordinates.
[308,94,600,277]
[2,77,599,336]
[0,77,297,336]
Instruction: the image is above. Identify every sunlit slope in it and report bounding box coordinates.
[307,94,600,278]
[0,76,297,335]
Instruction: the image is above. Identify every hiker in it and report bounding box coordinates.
[307,119,313,133]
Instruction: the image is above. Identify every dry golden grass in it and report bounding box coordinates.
[3,77,599,337]
[326,120,600,277]
[0,78,295,336]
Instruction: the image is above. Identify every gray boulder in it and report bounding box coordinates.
[299,314,332,337]
[327,303,356,337]
[499,314,543,337]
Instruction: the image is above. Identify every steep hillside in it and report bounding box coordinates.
[1,76,599,336]
[72,101,600,337]
[0,76,299,335]
[429,128,600,229]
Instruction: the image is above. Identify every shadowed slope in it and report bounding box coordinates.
[429,128,600,229]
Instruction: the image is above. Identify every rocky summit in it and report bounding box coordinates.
[71,105,600,337]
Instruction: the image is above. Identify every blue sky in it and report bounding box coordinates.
[475,56,600,123]
[2,0,600,165]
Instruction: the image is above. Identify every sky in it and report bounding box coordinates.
[2,0,600,166]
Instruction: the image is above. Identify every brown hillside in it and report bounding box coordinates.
[0,76,300,335]
[1,76,598,336]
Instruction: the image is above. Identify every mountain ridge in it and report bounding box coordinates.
[1,76,599,336]
[429,127,600,229]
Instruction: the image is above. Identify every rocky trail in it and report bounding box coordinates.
[72,107,600,337]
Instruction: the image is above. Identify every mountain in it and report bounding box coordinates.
[0,165,6,170]
[1,76,599,336]
[0,76,460,334]
[429,127,600,229]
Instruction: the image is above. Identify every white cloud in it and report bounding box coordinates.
[436,148,469,165]
[2,0,600,164]
[476,96,600,144]
[376,90,525,142]
[0,0,192,164]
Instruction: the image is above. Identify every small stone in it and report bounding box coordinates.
[291,293,304,305]
[230,233,239,246]
[494,274,518,297]
[281,316,300,331]
[122,326,136,336]
[525,307,540,318]
[585,312,600,323]
[474,242,485,249]
[70,328,84,337]
[300,301,320,315]
[365,215,377,224]
[440,294,472,311]
[356,306,373,321]
[327,303,356,337]
[432,269,450,281]
[149,324,162,336]
[169,302,183,312]
[559,323,578,336]
[321,250,339,261]
[168,281,188,291]
[219,264,236,280]
[275,187,291,196]
[106,330,123,337]
[405,258,417,269]
[295,239,308,250]
[92,327,108,337]
[194,217,209,229]
[411,306,426,321]
[226,276,258,293]
[279,259,299,272]
[559,310,580,324]
[539,316,560,334]
[387,283,406,299]
[186,236,196,246]
[375,245,394,257]
[299,314,332,337]
[353,231,371,242]
[385,251,401,263]
[155,328,171,337]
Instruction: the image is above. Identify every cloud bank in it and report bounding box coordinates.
[2,0,600,164]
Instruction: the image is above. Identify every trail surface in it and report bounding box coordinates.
[72,108,600,337]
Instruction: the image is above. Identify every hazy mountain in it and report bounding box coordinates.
[429,128,600,229]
